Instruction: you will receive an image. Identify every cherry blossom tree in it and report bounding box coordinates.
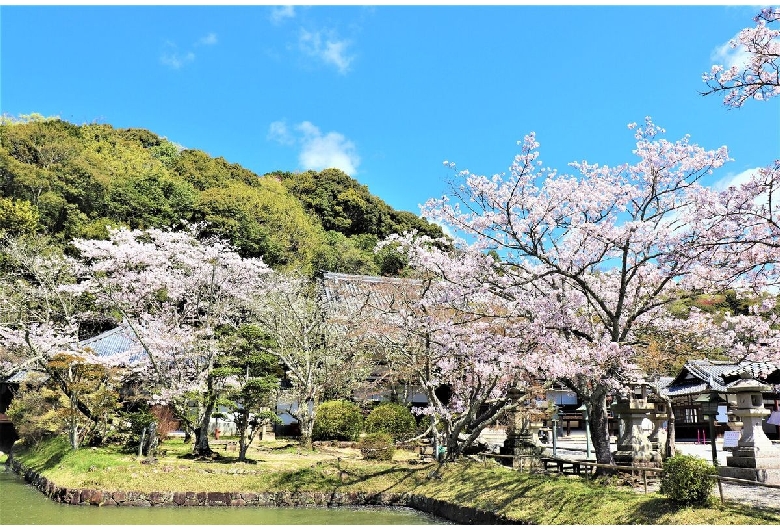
[249,272,373,449]
[702,7,780,108]
[423,118,734,465]
[330,235,542,459]
[687,162,779,294]
[0,235,126,448]
[699,7,779,348]
[71,225,272,455]
[658,300,780,365]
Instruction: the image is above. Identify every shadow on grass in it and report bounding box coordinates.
[268,458,425,493]
[625,496,780,525]
[32,450,66,473]
[15,438,68,473]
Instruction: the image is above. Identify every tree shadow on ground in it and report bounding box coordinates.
[626,496,780,525]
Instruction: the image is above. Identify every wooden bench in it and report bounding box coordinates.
[209,440,238,452]
[540,456,593,475]
[479,453,540,471]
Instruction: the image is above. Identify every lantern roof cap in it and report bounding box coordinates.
[726,377,770,393]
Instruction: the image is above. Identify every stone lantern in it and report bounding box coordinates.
[719,375,780,485]
[611,379,659,466]
[646,396,668,457]
[500,386,539,463]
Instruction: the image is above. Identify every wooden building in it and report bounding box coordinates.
[664,359,780,441]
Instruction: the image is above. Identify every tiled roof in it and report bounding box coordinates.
[721,361,780,384]
[664,381,709,397]
[319,271,421,313]
[6,369,39,384]
[2,322,146,384]
[665,359,780,396]
[78,321,146,363]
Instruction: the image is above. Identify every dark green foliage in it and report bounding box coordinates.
[310,230,380,275]
[360,432,396,461]
[213,325,283,460]
[364,402,416,441]
[275,168,444,241]
[0,116,443,276]
[119,407,159,452]
[312,400,363,442]
[659,454,716,505]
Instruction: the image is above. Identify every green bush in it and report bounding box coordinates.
[364,403,416,441]
[6,383,68,445]
[659,454,716,505]
[312,400,363,441]
[360,432,396,461]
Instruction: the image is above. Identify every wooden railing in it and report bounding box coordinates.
[710,474,780,503]
[479,452,780,498]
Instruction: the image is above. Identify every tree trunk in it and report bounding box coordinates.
[588,389,615,469]
[69,392,79,450]
[236,413,249,462]
[299,415,314,450]
[193,398,215,456]
[665,400,676,459]
[296,397,316,450]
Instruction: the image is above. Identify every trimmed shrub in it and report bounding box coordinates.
[312,400,363,441]
[364,403,416,441]
[659,454,716,505]
[360,432,396,461]
[6,383,68,445]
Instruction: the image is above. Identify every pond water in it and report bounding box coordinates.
[0,466,446,525]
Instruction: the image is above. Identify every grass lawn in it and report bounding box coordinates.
[8,436,780,525]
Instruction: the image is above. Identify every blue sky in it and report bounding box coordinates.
[1,4,778,218]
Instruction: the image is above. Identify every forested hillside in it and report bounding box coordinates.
[0,115,443,275]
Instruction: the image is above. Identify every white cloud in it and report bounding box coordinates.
[267,119,360,175]
[715,166,771,208]
[160,42,195,69]
[267,120,295,146]
[430,218,455,239]
[297,121,360,175]
[714,167,761,191]
[270,6,296,25]
[298,28,354,74]
[160,33,216,69]
[198,33,218,46]
[711,36,752,71]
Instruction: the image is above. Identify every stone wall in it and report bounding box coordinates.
[6,454,525,524]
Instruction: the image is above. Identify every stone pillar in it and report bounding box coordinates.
[720,378,780,485]
[647,398,668,457]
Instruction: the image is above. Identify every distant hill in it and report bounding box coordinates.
[0,115,443,275]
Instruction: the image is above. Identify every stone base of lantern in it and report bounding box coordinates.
[727,451,780,469]
[613,451,662,467]
[612,439,661,467]
[720,446,780,485]
[719,466,780,485]
[501,433,540,458]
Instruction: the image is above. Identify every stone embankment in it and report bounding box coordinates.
[5,454,523,525]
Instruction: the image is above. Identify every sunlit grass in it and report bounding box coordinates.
[10,437,780,525]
